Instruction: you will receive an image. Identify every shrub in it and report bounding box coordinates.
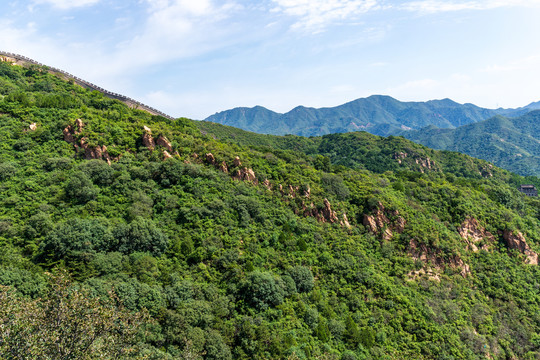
[113,217,168,256]
[288,265,314,293]
[40,218,113,259]
[242,271,286,310]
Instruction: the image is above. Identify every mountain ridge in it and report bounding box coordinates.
[205,95,540,137]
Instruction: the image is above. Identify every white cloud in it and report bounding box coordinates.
[32,0,101,10]
[271,0,381,33]
[80,0,243,79]
[402,0,540,14]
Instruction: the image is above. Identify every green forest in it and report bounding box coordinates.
[1,60,540,359]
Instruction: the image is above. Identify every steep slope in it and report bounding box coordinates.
[403,112,540,176]
[204,95,539,137]
[1,58,540,360]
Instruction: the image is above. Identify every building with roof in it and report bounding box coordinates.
[519,185,538,197]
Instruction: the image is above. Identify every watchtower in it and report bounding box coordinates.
[519,185,538,197]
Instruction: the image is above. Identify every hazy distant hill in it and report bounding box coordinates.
[403,111,540,176]
[204,95,540,137]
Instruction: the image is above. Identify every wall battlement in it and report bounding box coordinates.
[0,51,175,120]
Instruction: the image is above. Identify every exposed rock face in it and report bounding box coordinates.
[303,185,311,198]
[458,218,495,252]
[205,153,217,166]
[163,150,172,159]
[29,123,37,131]
[407,268,441,282]
[363,202,405,240]
[341,213,351,229]
[142,126,155,150]
[81,141,111,162]
[394,213,406,233]
[263,179,272,190]
[75,118,84,132]
[393,152,407,164]
[234,167,257,183]
[219,161,228,173]
[63,119,111,163]
[233,156,242,167]
[502,230,538,265]
[301,198,346,225]
[63,118,84,143]
[321,198,339,223]
[415,157,436,172]
[84,145,103,160]
[288,185,299,198]
[63,127,75,143]
[363,213,392,240]
[409,239,470,277]
[156,135,173,152]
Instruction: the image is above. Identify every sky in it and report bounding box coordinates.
[2,0,540,119]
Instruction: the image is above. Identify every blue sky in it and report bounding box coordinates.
[2,0,540,119]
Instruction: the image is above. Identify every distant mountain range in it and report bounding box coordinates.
[402,111,540,176]
[204,95,540,137]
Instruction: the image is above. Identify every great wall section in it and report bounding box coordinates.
[0,51,175,120]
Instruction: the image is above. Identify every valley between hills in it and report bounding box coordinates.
[0,55,539,360]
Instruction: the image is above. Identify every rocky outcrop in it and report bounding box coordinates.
[288,185,299,198]
[156,135,173,152]
[407,268,441,282]
[63,119,111,163]
[301,199,349,226]
[409,239,470,277]
[363,202,406,240]
[502,230,538,265]
[263,179,272,190]
[303,185,311,198]
[139,128,174,157]
[393,152,407,164]
[341,213,351,229]
[364,213,392,240]
[63,118,84,143]
[63,127,75,143]
[29,123,37,131]
[458,218,495,252]
[219,161,228,173]
[414,157,436,172]
[81,140,111,163]
[142,126,155,150]
[322,198,339,223]
[233,156,242,167]
[234,167,257,183]
[205,153,217,166]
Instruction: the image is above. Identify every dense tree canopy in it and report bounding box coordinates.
[0,59,539,359]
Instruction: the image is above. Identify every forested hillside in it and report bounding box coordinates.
[1,60,540,360]
[401,112,540,177]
